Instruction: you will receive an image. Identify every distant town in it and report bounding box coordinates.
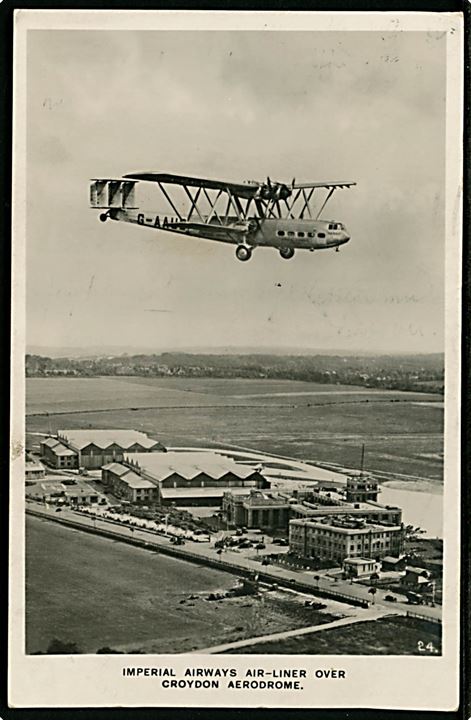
[25,352,444,394]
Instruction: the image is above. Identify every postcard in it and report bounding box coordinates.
[9,9,463,711]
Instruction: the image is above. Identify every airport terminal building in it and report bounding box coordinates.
[289,516,405,564]
[222,490,291,530]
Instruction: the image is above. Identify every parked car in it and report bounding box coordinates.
[406,591,424,605]
[384,595,398,602]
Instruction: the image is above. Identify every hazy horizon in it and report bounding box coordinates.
[26,343,445,360]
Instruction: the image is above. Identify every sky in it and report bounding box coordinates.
[26,28,446,354]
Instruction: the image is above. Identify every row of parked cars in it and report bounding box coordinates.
[215,537,267,550]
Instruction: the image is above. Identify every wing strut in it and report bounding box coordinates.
[203,188,224,224]
[315,187,335,220]
[183,186,204,223]
[157,182,184,220]
[300,188,315,219]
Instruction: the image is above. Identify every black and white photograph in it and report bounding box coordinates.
[9,9,463,711]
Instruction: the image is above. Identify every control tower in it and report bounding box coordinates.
[346,471,379,503]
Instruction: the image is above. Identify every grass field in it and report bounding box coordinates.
[26,515,336,655]
[224,616,442,655]
[26,376,443,482]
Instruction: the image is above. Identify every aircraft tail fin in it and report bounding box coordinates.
[90,179,137,209]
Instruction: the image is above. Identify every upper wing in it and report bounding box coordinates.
[292,181,356,190]
[123,172,261,199]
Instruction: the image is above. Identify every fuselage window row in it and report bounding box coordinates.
[277,230,324,239]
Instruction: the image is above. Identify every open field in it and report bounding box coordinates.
[26,376,443,482]
[26,515,336,655]
[26,376,442,414]
[224,615,442,655]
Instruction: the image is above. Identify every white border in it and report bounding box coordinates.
[9,10,463,710]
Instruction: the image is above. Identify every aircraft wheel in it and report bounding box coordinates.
[279,247,295,260]
[99,213,108,222]
[236,245,252,262]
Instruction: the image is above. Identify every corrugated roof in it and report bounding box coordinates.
[42,437,61,448]
[102,462,130,476]
[120,473,155,490]
[53,446,77,457]
[41,436,77,455]
[58,429,162,451]
[126,451,258,482]
[102,462,156,489]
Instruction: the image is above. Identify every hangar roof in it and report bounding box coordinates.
[125,451,259,482]
[58,429,163,451]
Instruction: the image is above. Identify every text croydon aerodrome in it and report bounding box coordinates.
[122,667,346,690]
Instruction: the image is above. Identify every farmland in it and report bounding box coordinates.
[26,376,443,483]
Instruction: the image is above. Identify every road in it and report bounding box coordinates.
[26,501,441,623]
[185,604,393,654]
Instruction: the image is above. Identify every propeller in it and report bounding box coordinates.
[259,176,292,201]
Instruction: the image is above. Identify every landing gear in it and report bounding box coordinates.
[335,246,340,252]
[236,245,252,262]
[279,247,295,260]
[99,213,109,222]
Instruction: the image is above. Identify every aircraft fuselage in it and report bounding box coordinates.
[105,208,350,252]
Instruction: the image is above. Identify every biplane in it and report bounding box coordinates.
[90,172,355,261]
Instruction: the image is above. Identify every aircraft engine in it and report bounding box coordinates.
[259,182,291,202]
